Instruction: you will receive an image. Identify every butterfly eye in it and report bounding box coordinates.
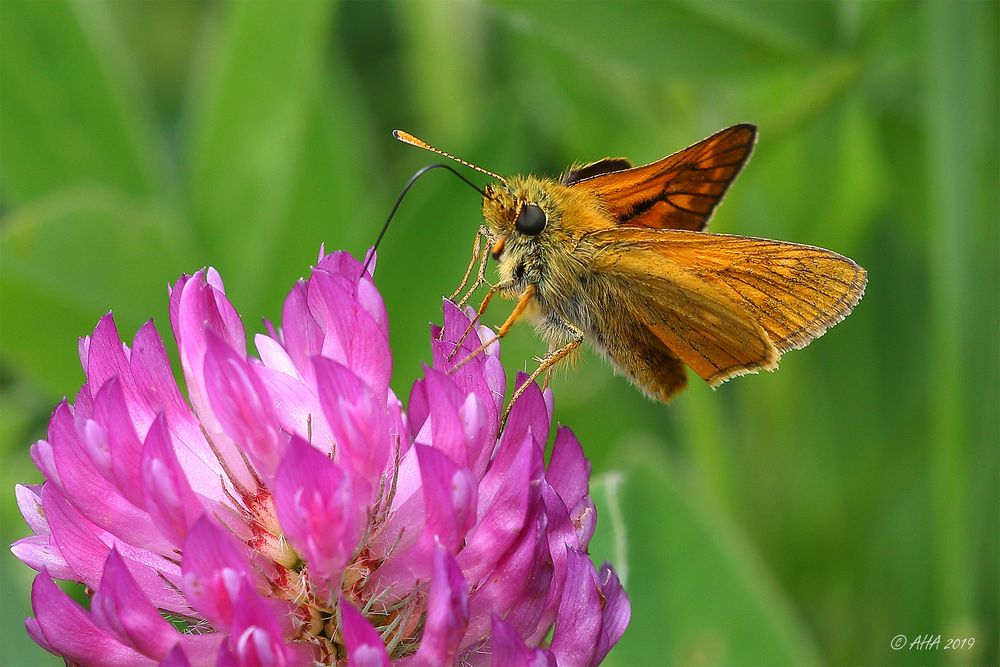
[516,203,547,236]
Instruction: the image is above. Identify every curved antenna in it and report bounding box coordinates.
[394,130,507,184]
[361,163,486,276]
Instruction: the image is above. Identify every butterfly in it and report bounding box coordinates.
[395,125,867,414]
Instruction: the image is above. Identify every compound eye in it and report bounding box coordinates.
[515,203,547,236]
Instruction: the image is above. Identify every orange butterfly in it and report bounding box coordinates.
[395,125,867,413]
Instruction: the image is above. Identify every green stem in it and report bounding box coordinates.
[924,1,974,655]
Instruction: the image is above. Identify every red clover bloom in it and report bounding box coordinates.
[12,249,629,665]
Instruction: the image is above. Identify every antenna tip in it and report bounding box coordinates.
[393,129,426,148]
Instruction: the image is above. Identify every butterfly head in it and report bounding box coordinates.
[390,131,575,280]
[482,176,559,258]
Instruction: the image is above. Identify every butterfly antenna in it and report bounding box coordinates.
[361,163,486,277]
[393,130,508,184]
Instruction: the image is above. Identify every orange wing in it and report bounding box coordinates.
[569,124,756,232]
[563,158,633,185]
[587,227,866,387]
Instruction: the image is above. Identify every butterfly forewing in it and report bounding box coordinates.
[634,267,779,386]
[570,124,757,232]
[588,227,866,387]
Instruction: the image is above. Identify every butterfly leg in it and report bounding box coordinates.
[447,279,513,362]
[448,285,535,375]
[501,322,584,428]
[457,228,494,308]
[448,226,489,301]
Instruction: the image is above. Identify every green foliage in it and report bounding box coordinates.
[1,1,996,665]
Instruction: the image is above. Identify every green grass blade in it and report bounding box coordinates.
[184,0,336,309]
[590,442,820,666]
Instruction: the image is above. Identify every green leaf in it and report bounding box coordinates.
[395,2,488,141]
[487,0,826,80]
[0,0,159,204]
[251,62,385,325]
[923,0,983,637]
[590,443,820,666]
[0,190,193,395]
[185,0,337,310]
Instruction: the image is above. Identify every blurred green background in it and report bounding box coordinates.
[1,1,996,665]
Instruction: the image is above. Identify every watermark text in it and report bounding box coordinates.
[890,634,976,651]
